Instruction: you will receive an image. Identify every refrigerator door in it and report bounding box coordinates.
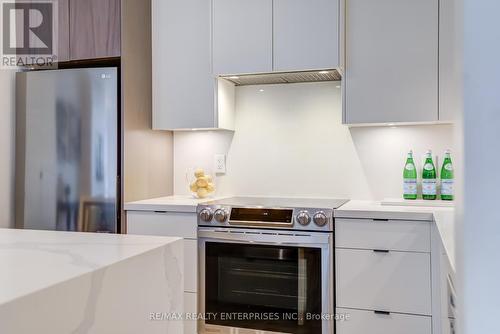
[16,68,119,233]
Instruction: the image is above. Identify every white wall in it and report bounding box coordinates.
[174,82,455,200]
[0,70,16,228]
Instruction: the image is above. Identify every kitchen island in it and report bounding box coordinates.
[0,228,183,334]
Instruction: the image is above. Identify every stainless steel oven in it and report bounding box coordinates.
[197,197,348,334]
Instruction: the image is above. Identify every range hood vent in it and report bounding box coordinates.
[221,69,341,86]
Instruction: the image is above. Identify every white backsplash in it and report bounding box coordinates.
[174,82,456,200]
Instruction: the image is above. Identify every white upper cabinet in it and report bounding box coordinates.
[152,0,235,130]
[273,0,340,72]
[212,0,341,76]
[344,0,439,125]
[439,0,460,123]
[153,0,341,130]
[212,0,273,75]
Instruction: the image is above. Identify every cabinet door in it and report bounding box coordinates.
[69,0,121,60]
[184,292,198,334]
[336,248,432,315]
[336,308,432,334]
[439,0,459,122]
[127,211,198,238]
[212,0,273,75]
[184,239,198,293]
[273,0,339,71]
[344,0,438,124]
[127,211,199,296]
[58,0,70,61]
[336,219,431,253]
[152,0,216,130]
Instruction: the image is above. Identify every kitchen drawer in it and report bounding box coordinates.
[336,218,431,252]
[184,292,198,334]
[184,239,198,293]
[336,248,431,315]
[127,211,197,239]
[336,308,432,334]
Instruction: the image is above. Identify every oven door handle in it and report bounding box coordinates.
[253,241,315,246]
[198,228,331,245]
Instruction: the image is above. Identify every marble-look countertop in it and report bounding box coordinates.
[0,228,184,334]
[336,200,456,272]
[124,195,228,213]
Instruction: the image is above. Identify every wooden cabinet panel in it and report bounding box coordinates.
[344,0,438,124]
[273,0,339,71]
[69,0,121,60]
[58,0,70,61]
[212,0,273,75]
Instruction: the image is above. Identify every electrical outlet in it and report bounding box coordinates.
[214,154,226,174]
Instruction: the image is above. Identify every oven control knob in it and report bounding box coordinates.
[199,209,213,222]
[214,209,229,223]
[313,212,328,227]
[296,211,311,226]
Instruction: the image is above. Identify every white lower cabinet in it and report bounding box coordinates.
[184,239,198,293]
[336,248,432,315]
[127,211,197,239]
[337,308,432,334]
[126,210,198,334]
[335,217,433,334]
[335,218,431,252]
[184,292,198,334]
[437,226,457,334]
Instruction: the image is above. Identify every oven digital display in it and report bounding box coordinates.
[230,208,293,224]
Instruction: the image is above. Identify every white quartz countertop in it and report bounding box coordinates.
[124,195,228,213]
[335,200,438,221]
[433,209,456,273]
[335,200,456,272]
[0,228,181,307]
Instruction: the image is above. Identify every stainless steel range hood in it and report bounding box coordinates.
[220,69,341,86]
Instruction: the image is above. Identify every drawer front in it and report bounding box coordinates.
[184,239,198,293]
[127,211,197,239]
[336,308,432,334]
[336,218,431,252]
[336,248,431,315]
[184,292,198,334]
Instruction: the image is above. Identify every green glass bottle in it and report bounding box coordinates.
[403,150,418,200]
[440,150,454,201]
[422,150,437,200]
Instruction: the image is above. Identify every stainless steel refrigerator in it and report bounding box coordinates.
[15,67,120,233]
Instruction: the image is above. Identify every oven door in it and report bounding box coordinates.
[199,227,333,334]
